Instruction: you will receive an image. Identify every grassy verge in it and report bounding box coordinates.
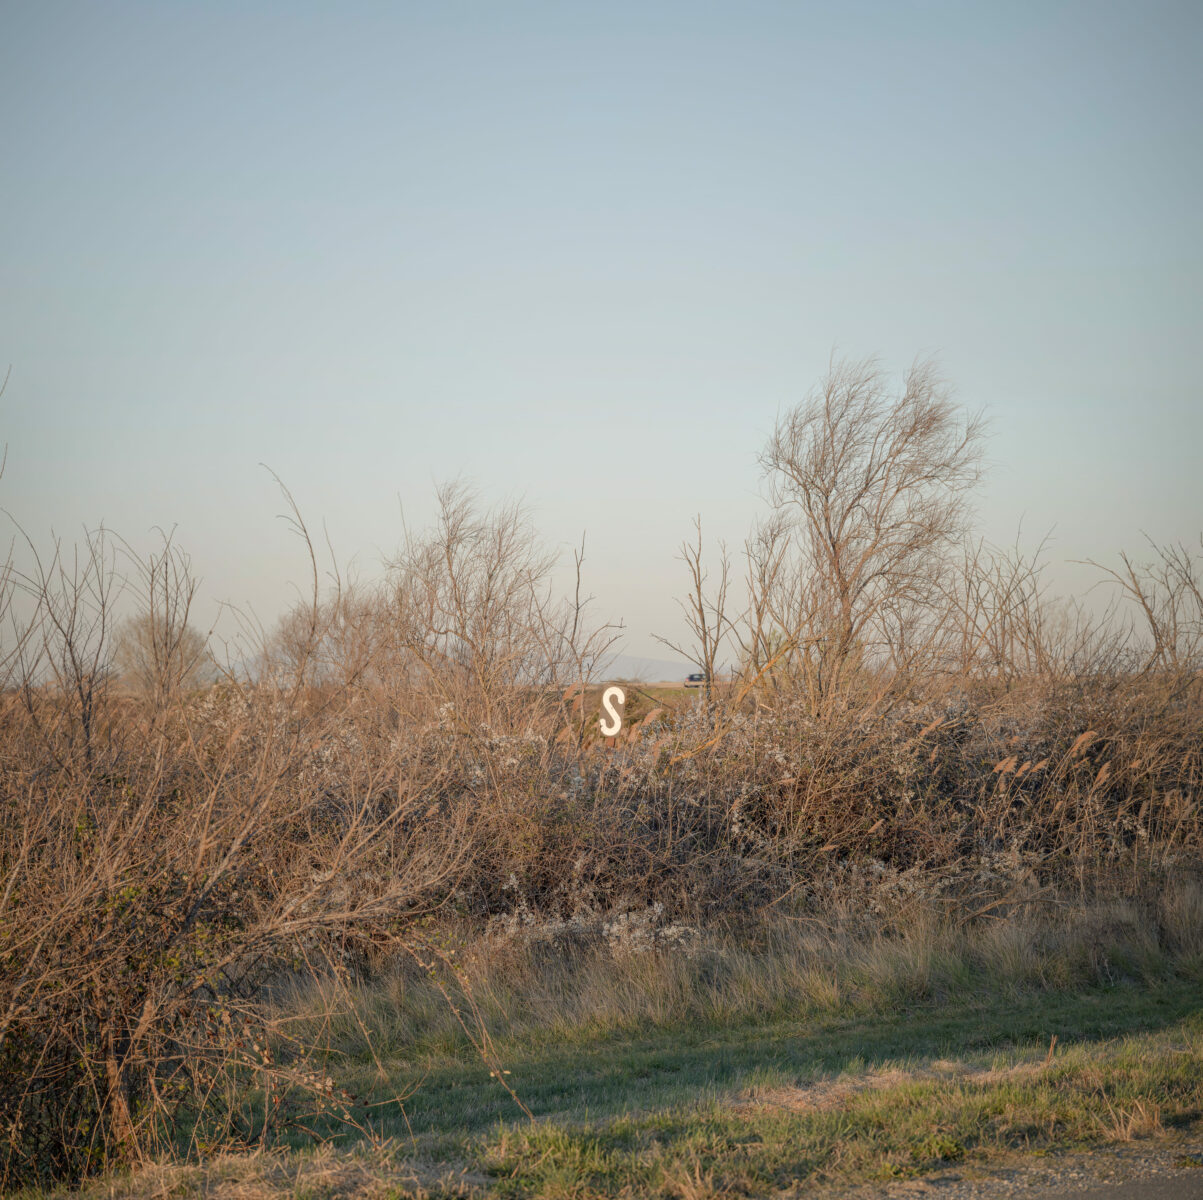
[30,902,1203,1198]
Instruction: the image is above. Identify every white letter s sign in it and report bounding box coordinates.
[599,686,626,737]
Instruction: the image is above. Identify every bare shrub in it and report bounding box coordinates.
[0,502,465,1188]
[0,436,1199,1192]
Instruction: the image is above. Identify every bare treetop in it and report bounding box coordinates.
[760,355,986,711]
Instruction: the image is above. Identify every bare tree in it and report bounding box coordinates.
[14,526,122,764]
[110,531,213,707]
[656,515,733,715]
[388,482,620,732]
[113,612,211,704]
[760,355,985,714]
[733,511,792,696]
[267,584,386,692]
[1092,536,1203,682]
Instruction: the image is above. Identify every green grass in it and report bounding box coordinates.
[48,981,1203,1199]
[330,978,1202,1145]
[32,901,1203,1198]
[191,970,1194,1200]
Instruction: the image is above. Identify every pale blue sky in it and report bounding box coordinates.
[2,1,1200,659]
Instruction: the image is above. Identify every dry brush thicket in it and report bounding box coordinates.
[0,360,1199,1188]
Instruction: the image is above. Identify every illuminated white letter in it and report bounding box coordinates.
[599,685,626,737]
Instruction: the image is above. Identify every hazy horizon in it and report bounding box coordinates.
[3,1,1200,660]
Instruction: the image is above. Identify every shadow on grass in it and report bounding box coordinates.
[323,976,1203,1147]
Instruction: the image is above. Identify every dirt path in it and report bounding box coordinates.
[844,1137,1203,1199]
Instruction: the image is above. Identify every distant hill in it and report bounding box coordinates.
[598,652,694,682]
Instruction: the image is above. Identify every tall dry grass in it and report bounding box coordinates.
[276,882,1203,1062]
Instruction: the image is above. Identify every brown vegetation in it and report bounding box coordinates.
[0,359,1198,1190]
